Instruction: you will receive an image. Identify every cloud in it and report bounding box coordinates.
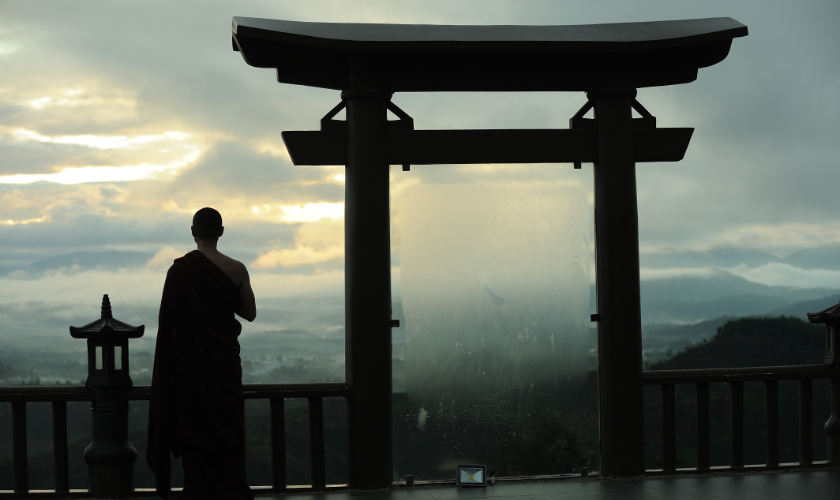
[11,128,191,150]
[251,218,344,269]
[639,245,780,269]
[639,267,722,281]
[146,247,189,271]
[294,219,344,249]
[166,140,339,200]
[0,0,838,305]
[252,246,344,269]
[725,263,840,289]
[0,123,203,183]
[257,202,344,223]
[0,265,346,346]
[0,152,200,184]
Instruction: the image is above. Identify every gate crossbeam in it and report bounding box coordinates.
[282,124,693,166]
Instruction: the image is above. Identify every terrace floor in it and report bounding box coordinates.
[72,468,840,500]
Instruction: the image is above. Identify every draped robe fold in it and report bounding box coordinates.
[146,250,253,500]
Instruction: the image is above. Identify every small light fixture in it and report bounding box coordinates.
[456,464,486,487]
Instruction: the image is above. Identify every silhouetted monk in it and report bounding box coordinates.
[147,207,257,500]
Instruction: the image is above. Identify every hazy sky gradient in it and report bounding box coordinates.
[1,1,839,339]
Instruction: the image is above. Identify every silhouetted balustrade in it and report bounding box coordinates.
[643,331,840,473]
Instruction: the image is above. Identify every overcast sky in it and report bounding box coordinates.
[1,0,838,339]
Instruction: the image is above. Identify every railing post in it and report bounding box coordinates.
[827,377,840,463]
[662,384,676,472]
[52,401,70,494]
[12,401,28,494]
[308,397,326,489]
[696,383,710,470]
[590,88,645,476]
[270,398,287,490]
[799,379,813,466]
[765,380,779,467]
[730,381,744,469]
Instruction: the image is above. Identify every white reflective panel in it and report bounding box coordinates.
[114,346,122,370]
[398,183,592,479]
[95,346,102,370]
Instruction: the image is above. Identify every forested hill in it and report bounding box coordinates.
[649,316,825,370]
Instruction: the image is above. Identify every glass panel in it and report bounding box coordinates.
[396,182,593,479]
[114,345,122,370]
[95,346,102,370]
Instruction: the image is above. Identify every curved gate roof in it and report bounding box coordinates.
[232,17,747,91]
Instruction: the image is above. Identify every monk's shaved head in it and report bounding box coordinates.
[193,207,223,240]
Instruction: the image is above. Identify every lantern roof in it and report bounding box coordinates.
[807,299,840,324]
[232,17,747,91]
[69,294,145,339]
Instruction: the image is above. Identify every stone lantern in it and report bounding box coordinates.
[70,294,144,497]
[808,300,840,463]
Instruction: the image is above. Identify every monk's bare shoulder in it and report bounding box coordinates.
[228,258,249,285]
[204,251,248,286]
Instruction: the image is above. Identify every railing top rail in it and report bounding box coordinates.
[241,382,349,399]
[0,385,93,403]
[643,364,837,385]
[0,382,350,403]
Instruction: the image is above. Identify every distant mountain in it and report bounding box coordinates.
[642,295,801,325]
[239,329,344,360]
[644,317,733,340]
[640,243,840,271]
[587,271,839,325]
[639,270,835,304]
[782,243,840,270]
[650,316,824,370]
[11,251,154,277]
[639,246,780,269]
[768,293,839,321]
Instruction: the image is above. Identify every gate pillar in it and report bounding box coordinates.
[343,57,394,490]
[590,89,645,476]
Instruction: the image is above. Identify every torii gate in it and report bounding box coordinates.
[232,17,747,487]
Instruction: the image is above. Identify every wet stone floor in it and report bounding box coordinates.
[62,468,837,500]
[249,469,839,500]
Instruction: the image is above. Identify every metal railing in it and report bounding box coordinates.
[0,383,348,497]
[642,364,839,473]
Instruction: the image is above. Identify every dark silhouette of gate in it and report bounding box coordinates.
[231,17,748,487]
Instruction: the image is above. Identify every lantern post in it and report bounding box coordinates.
[70,294,144,498]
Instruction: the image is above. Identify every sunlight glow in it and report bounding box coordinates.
[280,203,344,222]
[1,217,46,226]
[0,42,20,56]
[0,150,200,185]
[22,89,136,109]
[28,97,51,109]
[12,128,191,150]
[251,202,344,222]
[334,174,345,182]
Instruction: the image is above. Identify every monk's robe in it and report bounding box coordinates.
[147,250,253,500]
